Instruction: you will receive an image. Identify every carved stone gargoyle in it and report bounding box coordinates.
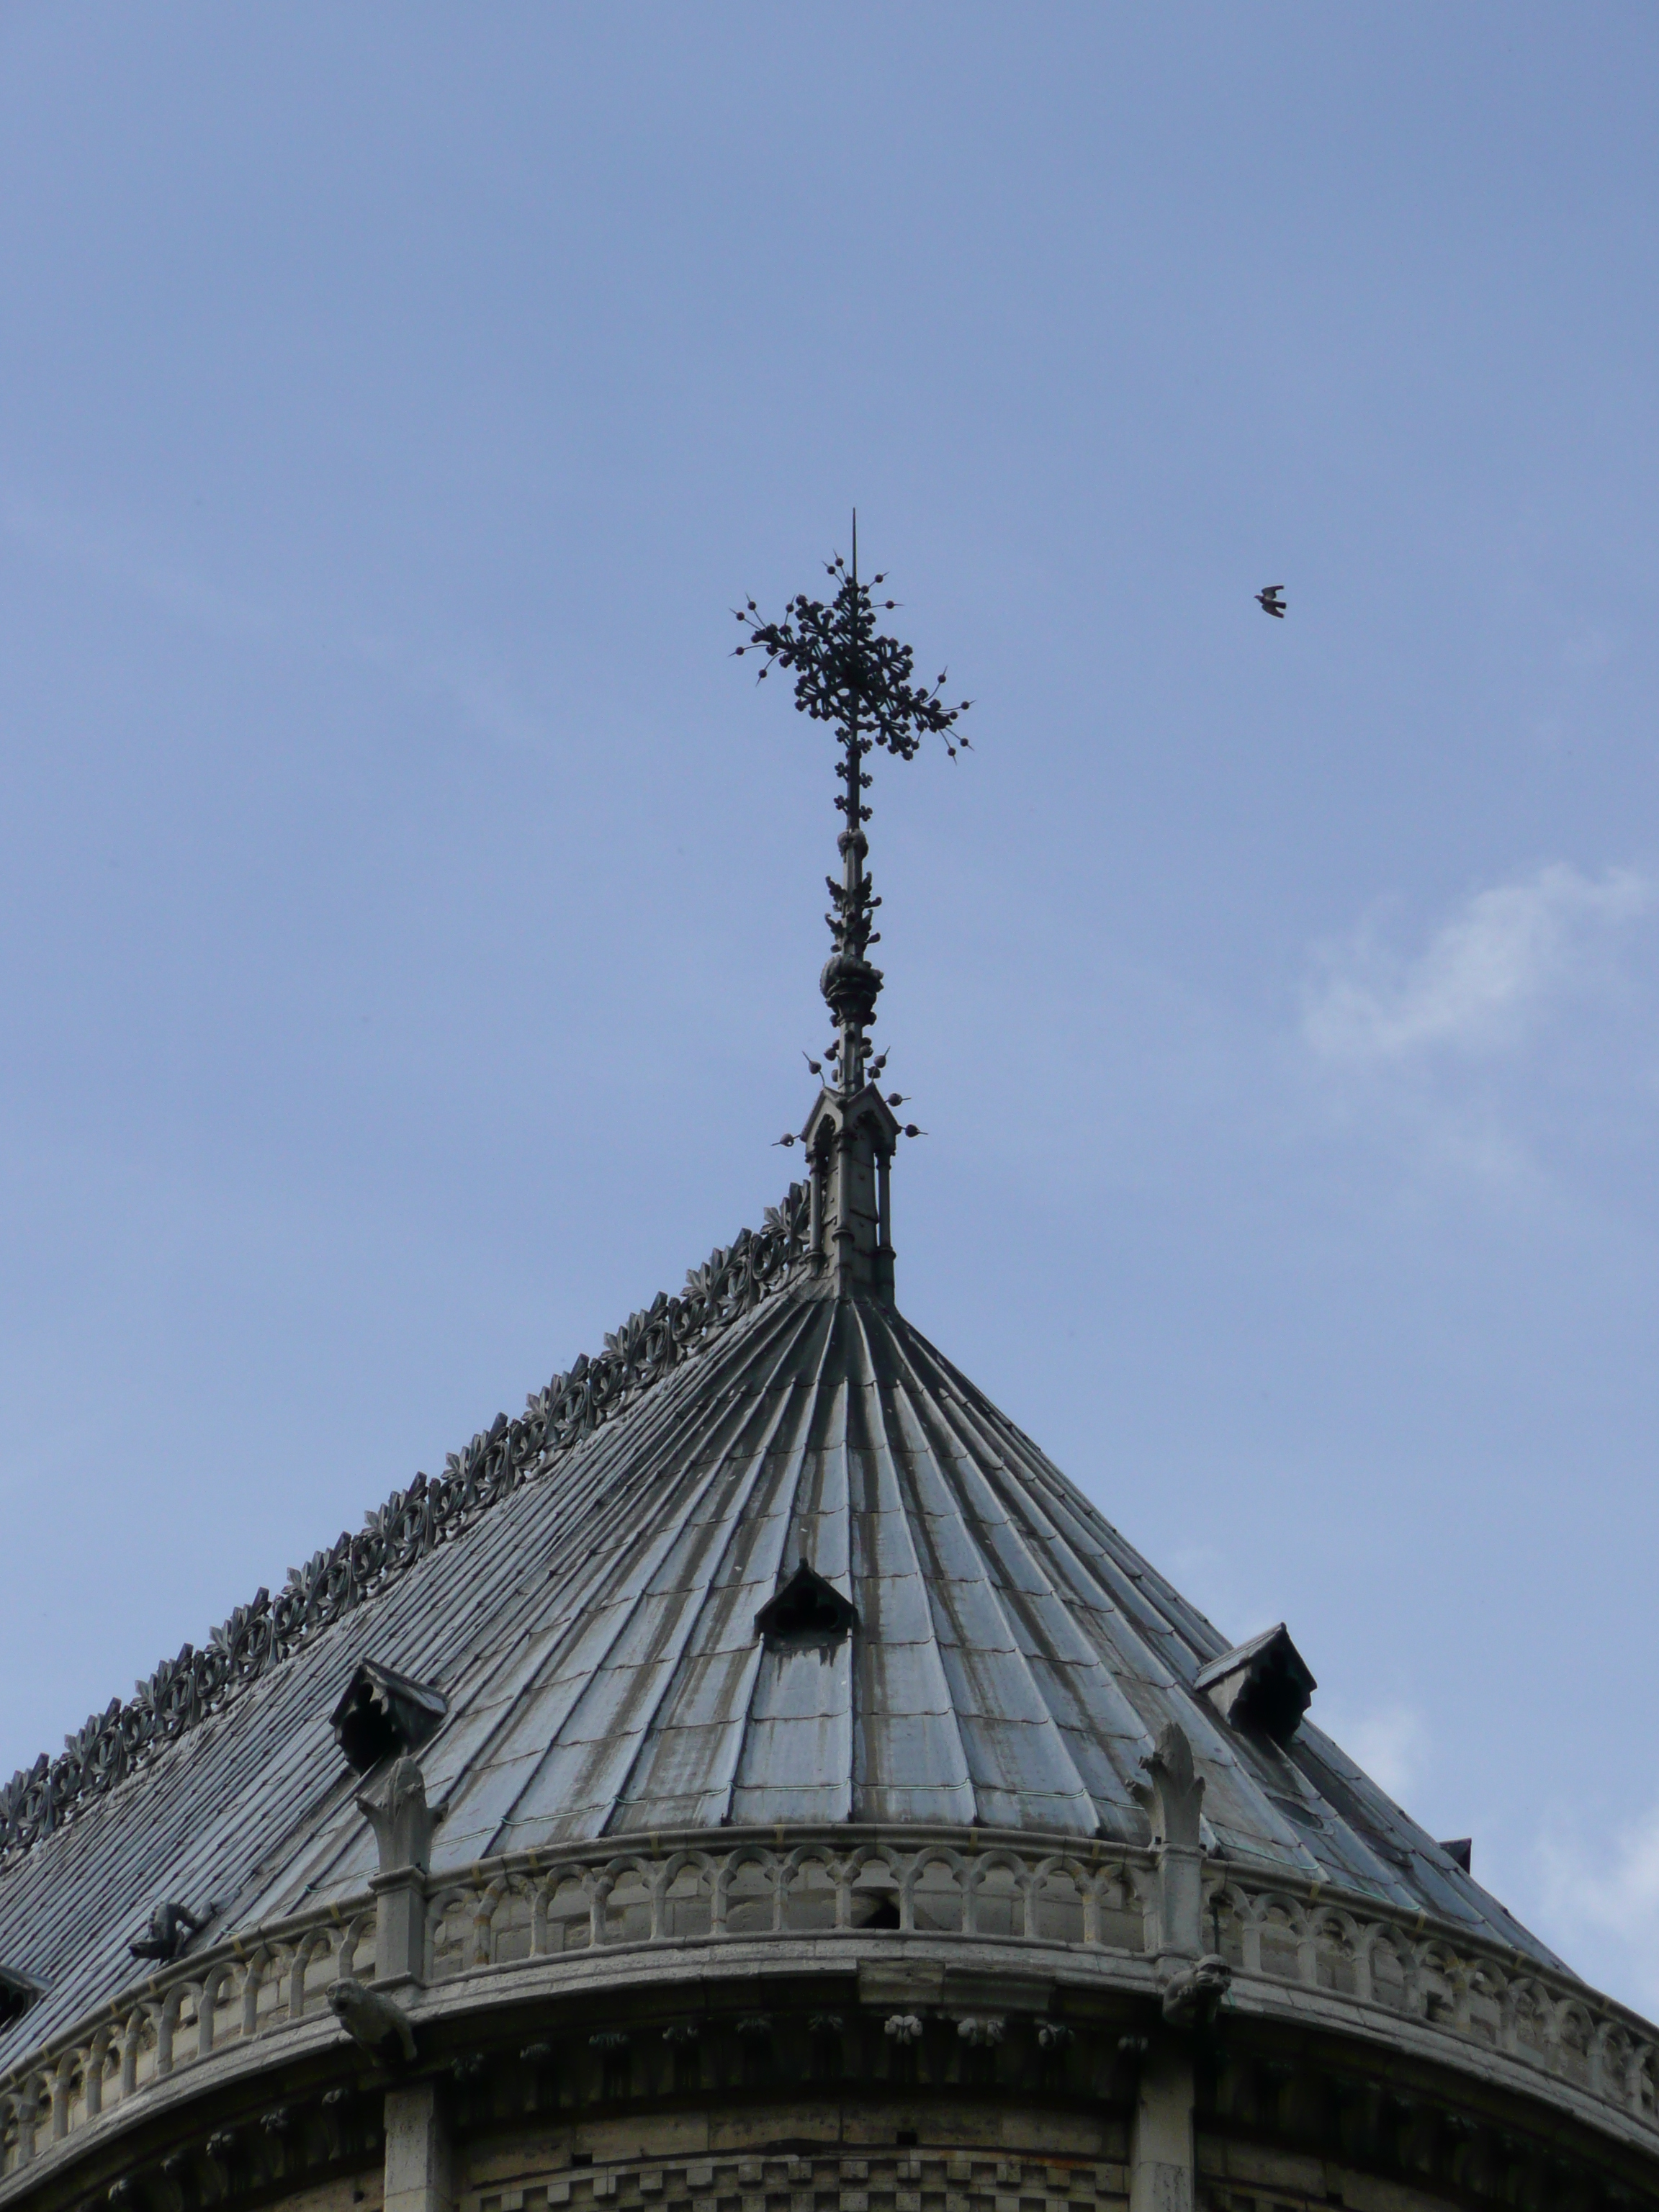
[326,1977,417,2067]
[1159,1953,1232,2030]
[129,1902,207,1964]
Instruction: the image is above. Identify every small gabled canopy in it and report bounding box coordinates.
[0,1962,42,2031]
[755,1559,858,1640]
[799,1078,902,1153]
[1195,1622,1317,1747]
[330,1659,448,1774]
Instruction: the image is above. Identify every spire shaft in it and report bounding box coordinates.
[735,531,971,1294]
[836,513,870,1094]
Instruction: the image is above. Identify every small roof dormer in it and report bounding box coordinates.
[1195,1623,1317,1748]
[755,1559,858,1642]
[330,1660,448,1775]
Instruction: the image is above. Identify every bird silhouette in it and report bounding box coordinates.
[1256,585,1286,619]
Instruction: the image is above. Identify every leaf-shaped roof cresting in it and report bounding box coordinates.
[0,1180,811,1867]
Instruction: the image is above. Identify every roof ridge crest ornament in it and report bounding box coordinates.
[737,518,969,1300]
[0,1180,814,1869]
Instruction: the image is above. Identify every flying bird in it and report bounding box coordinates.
[1256,585,1286,619]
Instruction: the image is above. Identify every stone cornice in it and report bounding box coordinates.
[2,1826,1655,2190]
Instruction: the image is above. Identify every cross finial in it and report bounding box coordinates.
[734,521,971,1099]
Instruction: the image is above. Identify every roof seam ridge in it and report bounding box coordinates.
[590,1331,826,1842]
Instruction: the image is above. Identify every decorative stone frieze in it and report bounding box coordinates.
[464,2152,1129,2212]
[4,1831,1659,2190]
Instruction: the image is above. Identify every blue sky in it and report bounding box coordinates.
[3,4,1658,2006]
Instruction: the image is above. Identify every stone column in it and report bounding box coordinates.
[351,1752,444,2209]
[384,2082,454,2212]
[1128,1722,1212,2212]
[1129,2041,1196,2212]
[356,1756,440,1990]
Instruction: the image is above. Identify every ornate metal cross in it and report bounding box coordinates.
[734,521,969,1098]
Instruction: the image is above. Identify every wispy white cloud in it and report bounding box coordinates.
[4,492,284,644]
[4,490,547,753]
[1164,1544,1283,1647]
[1320,1700,1428,1804]
[1303,864,1653,1065]
[1537,1806,1659,2015]
[352,631,548,753]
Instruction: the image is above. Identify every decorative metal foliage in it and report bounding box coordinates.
[0,1183,811,1866]
[735,538,969,1097]
[733,552,971,765]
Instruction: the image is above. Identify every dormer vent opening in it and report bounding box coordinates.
[330,1660,448,1774]
[0,1964,42,2031]
[1195,1624,1316,1748]
[755,1559,858,1642]
[1440,1837,1473,1874]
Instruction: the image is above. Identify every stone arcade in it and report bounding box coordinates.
[3,551,1655,2212]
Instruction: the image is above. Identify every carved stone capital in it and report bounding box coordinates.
[355,1755,439,1875]
[1135,1722,1208,1960]
[1137,1722,1205,1853]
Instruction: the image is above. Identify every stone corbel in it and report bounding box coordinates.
[356,1755,441,1988]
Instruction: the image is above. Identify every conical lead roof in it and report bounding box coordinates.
[0,546,1570,2078]
[0,1244,1564,2067]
